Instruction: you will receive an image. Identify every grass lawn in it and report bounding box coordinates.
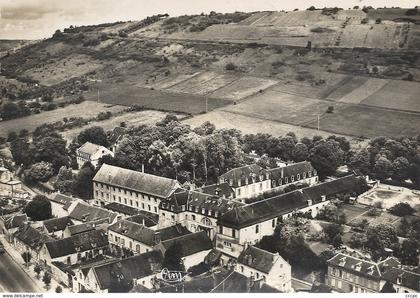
[339,204,369,223]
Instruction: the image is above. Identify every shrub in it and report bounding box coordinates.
[376,18,382,24]
[389,202,415,217]
[361,18,369,24]
[55,286,63,293]
[326,106,334,113]
[7,131,18,142]
[225,62,237,71]
[367,207,380,217]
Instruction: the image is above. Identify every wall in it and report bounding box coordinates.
[50,202,69,218]
[108,230,153,255]
[327,266,380,293]
[183,249,212,270]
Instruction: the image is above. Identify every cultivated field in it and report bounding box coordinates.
[86,82,230,114]
[0,101,126,137]
[61,110,174,142]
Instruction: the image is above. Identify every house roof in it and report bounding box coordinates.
[45,229,108,259]
[43,216,73,233]
[381,267,420,291]
[77,142,107,156]
[14,225,53,250]
[66,218,109,236]
[126,212,159,228]
[50,193,75,205]
[160,231,213,257]
[327,253,381,280]
[104,202,141,216]
[220,164,268,187]
[93,164,179,199]
[93,250,163,290]
[109,127,127,145]
[267,161,315,180]
[3,213,27,229]
[237,245,280,274]
[69,202,118,223]
[219,175,359,229]
[108,220,190,246]
[197,182,235,198]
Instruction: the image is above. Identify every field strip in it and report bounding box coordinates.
[337,78,389,104]
[321,75,354,99]
[205,76,241,96]
[156,72,201,89]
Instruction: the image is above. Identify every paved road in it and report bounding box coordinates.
[0,253,39,292]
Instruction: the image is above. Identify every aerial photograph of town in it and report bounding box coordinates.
[0,0,419,294]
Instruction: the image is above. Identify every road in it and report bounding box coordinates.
[0,252,39,292]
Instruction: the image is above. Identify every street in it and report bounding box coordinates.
[0,252,40,293]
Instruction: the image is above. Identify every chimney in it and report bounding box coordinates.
[307,199,313,206]
[321,195,326,202]
[281,168,284,178]
[247,275,254,293]
[141,163,145,173]
[154,232,161,245]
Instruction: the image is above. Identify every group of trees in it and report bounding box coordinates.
[24,194,52,221]
[348,136,420,186]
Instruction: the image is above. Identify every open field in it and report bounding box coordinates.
[183,110,346,139]
[61,110,174,142]
[304,105,420,138]
[0,101,126,137]
[86,82,230,114]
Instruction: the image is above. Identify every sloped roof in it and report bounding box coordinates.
[93,250,163,290]
[69,202,118,223]
[219,175,359,229]
[197,182,235,198]
[3,213,27,229]
[237,246,280,274]
[160,231,213,257]
[220,164,268,187]
[67,218,109,236]
[50,193,75,205]
[105,202,140,216]
[93,164,179,199]
[14,225,53,250]
[381,267,420,291]
[126,212,159,228]
[45,229,108,259]
[77,142,106,156]
[267,161,315,180]
[327,253,381,280]
[109,127,127,144]
[108,220,190,246]
[43,216,73,233]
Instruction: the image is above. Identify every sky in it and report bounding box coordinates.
[0,0,418,40]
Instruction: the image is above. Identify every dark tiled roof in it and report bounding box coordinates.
[197,182,235,198]
[3,214,27,229]
[220,164,269,187]
[126,212,159,228]
[93,164,179,199]
[93,250,163,290]
[109,127,127,144]
[109,220,190,246]
[237,246,279,274]
[69,202,118,223]
[14,225,53,250]
[45,229,108,259]
[160,231,213,257]
[105,202,140,216]
[50,193,75,205]
[67,218,109,236]
[327,253,381,280]
[219,175,359,229]
[43,216,73,233]
[267,161,315,180]
[381,267,420,291]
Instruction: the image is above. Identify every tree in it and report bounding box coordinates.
[7,131,18,142]
[1,101,21,119]
[193,121,216,136]
[34,263,42,278]
[365,223,399,261]
[54,166,74,194]
[33,135,69,173]
[77,126,109,147]
[323,224,343,246]
[373,155,393,180]
[307,6,316,10]
[72,162,95,199]
[55,286,63,293]
[309,140,344,178]
[10,138,33,166]
[292,143,309,162]
[21,252,31,264]
[24,162,54,183]
[389,202,415,217]
[163,241,185,272]
[391,157,411,181]
[349,149,371,175]
[398,239,418,266]
[24,195,52,221]
[349,232,366,249]
[42,272,51,288]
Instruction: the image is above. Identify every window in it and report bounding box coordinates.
[297,174,300,180]
[291,175,294,182]
[272,219,276,228]
[124,198,127,204]
[148,205,151,211]
[124,190,127,195]
[240,266,244,273]
[130,200,133,206]
[232,229,236,238]
[224,241,232,247]
[259,183,262,190]
[237,189,241,196]
[142,203,145,209]
[192,215,196,221]
[154,207,158,213]
[113,195,116,201]
[136,202,139,208]
[255,225,259,234]
[219,226,223,234]
[256,273,259,278]
[285,177,288,183]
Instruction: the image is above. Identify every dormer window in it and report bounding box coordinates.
[308,171,312,177]
[339,257,346,266]
[238,180,241,187]
[285,177,288,184]
[291,175,294,182]
[245,178,248,185]
[229,179,233,186]
[259,175,263,181]
[297,174,300,180]
[303,173,306,179]
[397,275,402,285]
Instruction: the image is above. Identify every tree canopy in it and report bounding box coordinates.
[24,195,52,221]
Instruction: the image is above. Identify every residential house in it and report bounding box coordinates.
[68,202,119,225]
[0,166,26,198]
[81,250,163,292]
[0,213,27,241]
[108,220,190,255]
[267,161,318,190]
[236,245,292,292]
[126,212,159,229]
[197,182,235,200]
[49,193,77,217]
[13,224,53,262]
[63,218,109,238]
[219,164,270,201]
[76,142,114,169]
[41,229,109,267]
[41,216,74,239]
[380,265,420,293]
[108,126,126,153]
[216,175,361,258]
[326,253,382,293]
[159,188,243,239]
[92,164,180,214]
[155,231,213,270]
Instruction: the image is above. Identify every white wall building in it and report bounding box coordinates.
[76,142,114,169]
